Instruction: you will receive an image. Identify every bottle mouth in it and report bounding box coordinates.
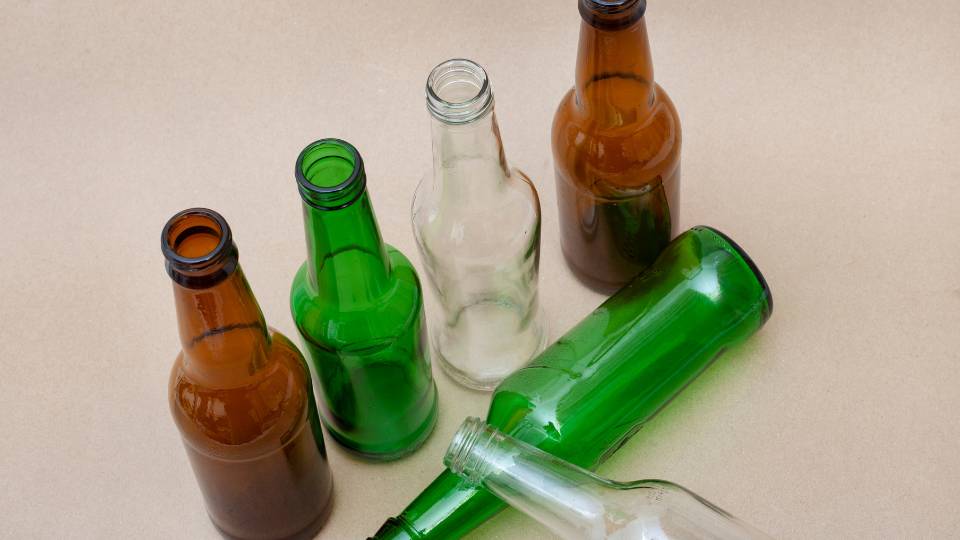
[579,0,646,30]
[426,59,494,125]
[444,416,492,485]
[161,208,238,288]
[295,138,367,210]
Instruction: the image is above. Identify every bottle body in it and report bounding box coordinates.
[291,139,438,460]
[163,209,332,540]
[373,226,772,539]
[446,418,772,540]
[412,59,547,390]
[553,0,682,289]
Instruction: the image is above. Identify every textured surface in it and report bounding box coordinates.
[1,1,958,538]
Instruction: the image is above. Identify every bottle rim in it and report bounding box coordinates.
[161,207,238,288]
[425,59,494,125]
[295,138,368,210]
[579,0,646,30]
[444,416,493,485]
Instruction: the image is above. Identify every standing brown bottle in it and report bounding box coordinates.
[163,208,333,539]
[552,0,682,290]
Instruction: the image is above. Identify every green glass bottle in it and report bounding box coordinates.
[372,226,772,539]
[290,138,439,461]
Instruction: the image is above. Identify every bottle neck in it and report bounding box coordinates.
[430,109,509,192]
[445,418,604,540]
[426,59,509,194]
[162,208,271,387]
[302,191,392,306]
[172,265,271,386]
[575,4,656,125]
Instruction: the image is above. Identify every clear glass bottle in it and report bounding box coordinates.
[372,226,773,540]
[163,208,333,539]
[446,418,772,540]
[290,139,438,460]
[412,58,547,390]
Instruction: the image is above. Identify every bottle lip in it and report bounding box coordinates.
[295,138,367,210]
[579,0,646,30]
[444,416,491,485]
[425,58,494,125]
[161,207,238,288]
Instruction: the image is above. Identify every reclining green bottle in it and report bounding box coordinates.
[372,225,773,538]
[291,138,438,460]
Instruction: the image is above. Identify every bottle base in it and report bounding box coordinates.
[560,246,635,295]
[321,387,439,462]
[210,478,334,540]
[434,307,548,391]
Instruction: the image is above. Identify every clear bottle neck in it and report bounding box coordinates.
[296,139,392,306]
[445,417,606,540]
[575,1,656,124]
[162,209,270,387]
[426,59,510,191]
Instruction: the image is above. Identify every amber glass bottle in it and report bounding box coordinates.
[163,208,333,540]
[553,0,681,290]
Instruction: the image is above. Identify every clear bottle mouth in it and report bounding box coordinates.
[425,59,494,125]
[161,207,238,288]
[444,416,495,485]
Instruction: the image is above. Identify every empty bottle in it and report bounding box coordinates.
[291,138,439,460]
[372,226,772,540]
[446,418,772,540]
[163,208,333,539]
[553,0,682,289]
[412,58,547,390]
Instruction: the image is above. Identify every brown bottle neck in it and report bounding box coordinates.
[172,265,271,387]
[574,12,656,122]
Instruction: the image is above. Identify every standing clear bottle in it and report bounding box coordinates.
[412,58,547,390]
[446,418,772,540]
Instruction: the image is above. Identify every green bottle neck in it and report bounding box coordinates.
[302,191,393,306]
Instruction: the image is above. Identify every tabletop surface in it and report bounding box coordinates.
[2,1,959,538]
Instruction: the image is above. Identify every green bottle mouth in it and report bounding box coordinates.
[295,138,367,210]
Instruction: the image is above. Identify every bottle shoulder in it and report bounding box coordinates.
[412,168,542,260]
[169,329,313,459]
[290,252,424,348]
[552,84,681,189]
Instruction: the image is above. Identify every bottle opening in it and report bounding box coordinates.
[443,416,490,485]
[579,0,646,30]
[426,59,493,124]
[295,138,367,210]
[161,208,237,288]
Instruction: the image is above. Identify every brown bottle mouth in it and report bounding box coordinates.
[161,208,238,288]
[579,0,646,30]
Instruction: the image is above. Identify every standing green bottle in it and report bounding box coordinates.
[291,138,438,460]
[372,226,772,539]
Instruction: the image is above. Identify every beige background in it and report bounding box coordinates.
[1,1,959,538]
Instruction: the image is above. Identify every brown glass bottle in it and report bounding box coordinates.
[552,0,681,290]
[163,208,333,540]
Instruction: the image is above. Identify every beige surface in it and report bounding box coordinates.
[1,1,959,538]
